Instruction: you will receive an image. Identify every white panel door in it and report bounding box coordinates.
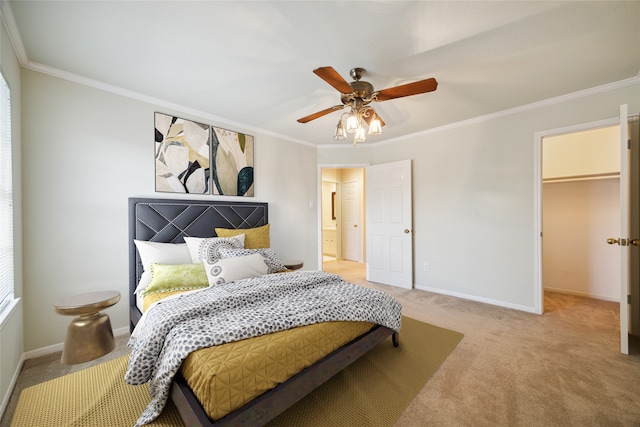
[366,160,413,289]
[342,181,361,262]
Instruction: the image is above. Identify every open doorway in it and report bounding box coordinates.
[541,125,621,306]
[320,167,366,279]
[538,114,640,354]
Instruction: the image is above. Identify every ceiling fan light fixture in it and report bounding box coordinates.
[346,111,359,133]
[297,66,437,146]
[354,126,366,144]
[368,113,383,136]
[333,119,347,140]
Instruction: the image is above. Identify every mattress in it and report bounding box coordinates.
[142,291,374,421]
[183,320,373,421]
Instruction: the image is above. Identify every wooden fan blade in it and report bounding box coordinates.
[375,77,438,102]
[313,67,354,94]
[362,111,386,127]
[297,105,345,123]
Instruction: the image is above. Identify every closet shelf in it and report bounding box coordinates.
[543,172,619,183]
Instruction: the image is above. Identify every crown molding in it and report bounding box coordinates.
[0,1,27,66]
[25,60,318,147]
[370,74,640,147]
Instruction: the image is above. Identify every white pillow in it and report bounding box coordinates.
[184,235,245,264]
[217,247,288,274]
[133,240,192,293]
[204,253,268,286]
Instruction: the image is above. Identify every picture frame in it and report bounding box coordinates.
[154,113,210,194]
[210,126,254,197]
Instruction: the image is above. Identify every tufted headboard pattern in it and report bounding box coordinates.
[128,197,268,328]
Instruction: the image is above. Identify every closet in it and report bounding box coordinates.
[542,125,620,301]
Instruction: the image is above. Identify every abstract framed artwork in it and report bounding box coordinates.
[154,112,211,194]
[211,126,254,197]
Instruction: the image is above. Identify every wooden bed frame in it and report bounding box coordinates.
[128,197,398,426]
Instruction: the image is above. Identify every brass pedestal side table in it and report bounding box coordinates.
[54,290,120,365]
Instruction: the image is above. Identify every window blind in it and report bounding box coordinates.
[0,71,13,314]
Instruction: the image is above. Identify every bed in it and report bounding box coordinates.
[128,197,401,426]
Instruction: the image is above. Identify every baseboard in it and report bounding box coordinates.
[22,326,130,360]
[544,287,619,303]
[415,284,539,314]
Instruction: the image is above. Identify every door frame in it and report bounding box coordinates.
[533,116,620,315]
[317,163,369,270]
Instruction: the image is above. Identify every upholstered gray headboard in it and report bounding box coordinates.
[128,197,268,329]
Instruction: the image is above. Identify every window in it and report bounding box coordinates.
[0,71,13,314]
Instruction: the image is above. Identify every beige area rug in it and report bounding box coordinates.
[11,317,463,427]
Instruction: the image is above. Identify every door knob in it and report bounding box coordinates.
[404,229,411,234]
[607,238,640,246]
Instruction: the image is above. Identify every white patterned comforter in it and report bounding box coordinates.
[125,270,402,426]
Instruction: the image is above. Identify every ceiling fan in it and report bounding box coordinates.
[297,67,438,144]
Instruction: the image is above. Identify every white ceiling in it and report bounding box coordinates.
[4,1,640,146]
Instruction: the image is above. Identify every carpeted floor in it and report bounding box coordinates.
[268,317,463,426]
[3,260,640,426]
[9,317,462,427]
[328,260,640,426]
[10,355,183,427]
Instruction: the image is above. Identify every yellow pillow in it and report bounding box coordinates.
[215,224,270,249]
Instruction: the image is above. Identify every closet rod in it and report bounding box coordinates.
[543,172,620,183]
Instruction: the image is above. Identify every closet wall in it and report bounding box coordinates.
[542,126,620,301]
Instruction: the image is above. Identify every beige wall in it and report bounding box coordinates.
[543,179,620,300]
[543,125,620,179]
[319,82,640,312]
[20,69,319,352]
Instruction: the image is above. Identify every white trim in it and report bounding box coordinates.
[371,76,640,147]
[23,60,317,148]
[533,116,621,316]
[318,163,370,169]
[0,1,28,67]
[415,284,538,314]
[0,297,19,328]
[533,131,543,315]
[536,117,620,139]
[317,143,374,150]
[22,326,129,360]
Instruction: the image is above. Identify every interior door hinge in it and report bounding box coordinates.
[629,138,631,150]
[628,294,632,305]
